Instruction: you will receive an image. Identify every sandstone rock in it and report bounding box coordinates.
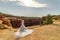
[0,20,3,24]
[0,14,5,18]
[0,18,12,27]
[0,24,8,29]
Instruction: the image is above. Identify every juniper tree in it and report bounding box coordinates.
[44,14,53,25]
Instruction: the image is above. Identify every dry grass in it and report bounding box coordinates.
[0,20,60,40]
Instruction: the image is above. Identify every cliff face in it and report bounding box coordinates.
[0,13,44,28]
[0,14,12,26]
[10,19,21,28]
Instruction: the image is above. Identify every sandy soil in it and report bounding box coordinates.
[0,20,60,40]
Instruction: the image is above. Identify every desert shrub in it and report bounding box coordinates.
[43,14,53,25]
[53,17,57,20]
[39,17,47,25]
[51,15,60,20]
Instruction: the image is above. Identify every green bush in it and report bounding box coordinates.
[43,14,53,25]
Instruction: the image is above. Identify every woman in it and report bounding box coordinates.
[18,19,26,32]
[14,19,33,38]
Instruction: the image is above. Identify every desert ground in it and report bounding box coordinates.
[0,20,60,40]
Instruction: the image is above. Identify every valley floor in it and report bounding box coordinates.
[0,20,60,40]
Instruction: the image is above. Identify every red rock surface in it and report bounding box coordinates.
[10,19,21,28]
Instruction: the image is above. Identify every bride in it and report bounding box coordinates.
[14,19,33,38]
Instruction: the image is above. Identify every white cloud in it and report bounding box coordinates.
[9,0,16,1]
[17,0,47,8]
[1,0,47,8]
[0,0,16,1]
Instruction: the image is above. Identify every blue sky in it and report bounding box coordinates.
[0,0,60,17]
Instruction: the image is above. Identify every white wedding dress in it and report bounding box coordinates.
[14,23,33,38]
